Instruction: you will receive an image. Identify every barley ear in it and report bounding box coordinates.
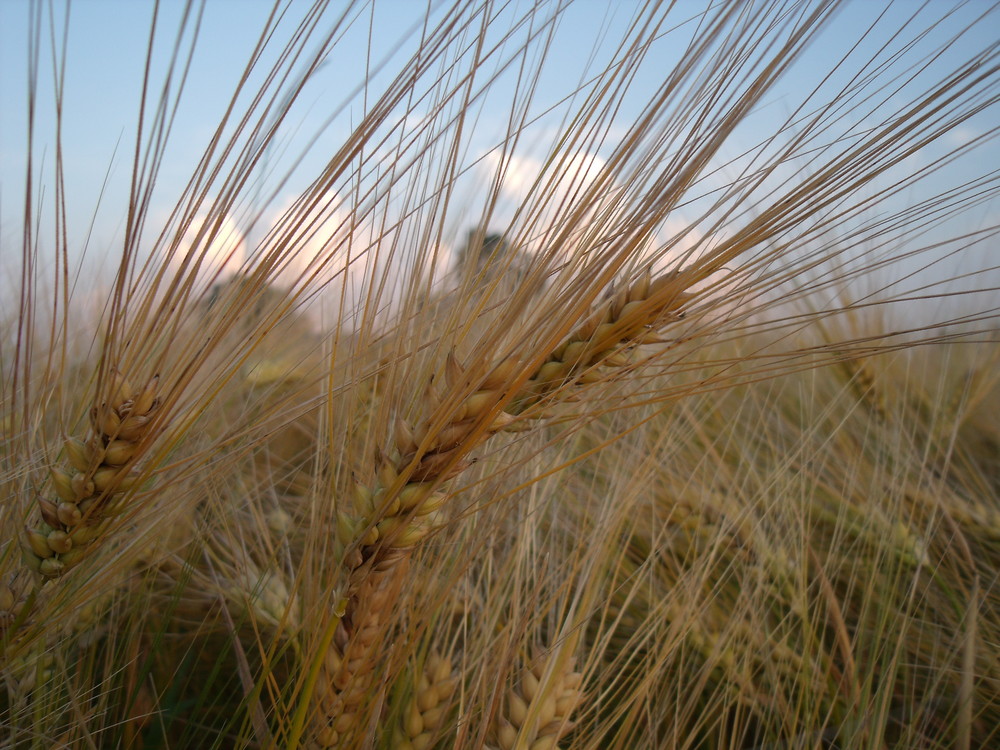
[515,270,694,412]
[311,356,518,747]
[22,371,161,579]
[491,654,583,750]
[391,652,458,750]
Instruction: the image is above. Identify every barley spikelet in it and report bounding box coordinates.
[3,646,55,698]
[310,564,404,748]
[21,370,161,579]
[515,270,694,412]
[226,565,300,634]
[491,655,583,750]
[391,652,457,750]
[337,355,518,571]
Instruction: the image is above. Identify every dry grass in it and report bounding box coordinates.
[2,1,999,748]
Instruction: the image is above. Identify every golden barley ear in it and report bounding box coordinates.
[491,654,583,750]
[390,651,458,750]
[22,370,161,579]
[310,353,522,747]
[333,353,522,577]
[513,269,695,413]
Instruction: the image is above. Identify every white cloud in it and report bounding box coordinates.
[262,190,353,290]
[477,148,615,264]
[253,189,371,330]
[946,126,978,148]
[256,189,460,329]
[485,149,607,208]
[167,212,246,288]
[644,216,705,275]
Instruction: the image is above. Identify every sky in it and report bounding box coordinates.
[0,0,997,324]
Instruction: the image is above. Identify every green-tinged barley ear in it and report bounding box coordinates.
[224,566,301,633]
[394,520,431,548]
[416,492,447,515]
[353,484,376,516]
[375,515,407,544]
[378,459,400,488]
[337,511,358,547]
[398,483,434,511]
[361,523,379,547]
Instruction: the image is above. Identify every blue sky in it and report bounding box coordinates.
[1,0,997,319]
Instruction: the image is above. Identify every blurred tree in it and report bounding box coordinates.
[456,228,529,280]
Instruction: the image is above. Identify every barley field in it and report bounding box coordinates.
[1,1,998,748]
